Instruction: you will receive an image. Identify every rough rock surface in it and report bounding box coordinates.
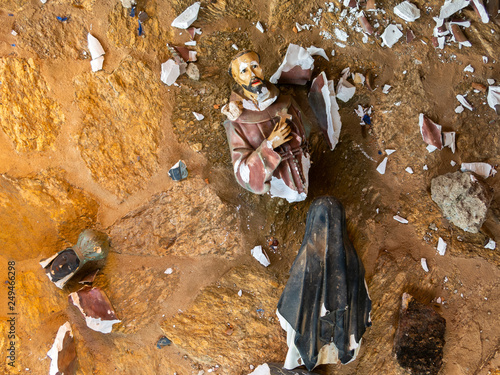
[0,58,64,152]
[0,170,98,261]
[161,265,287,374]
[431,171,493,233]
[110,178,241,258]
[394,293,446,375]
[75,57,163,199]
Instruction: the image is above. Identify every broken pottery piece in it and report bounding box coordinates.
[251,246,270,267]
[193,111,204,120]
[357,11,374,35]
[171,2,200,29]
[277,197,371,370]
[249,363,319,374]
[174,46,191,62]
[394,293,446,374]
[382,84,392,94]
[256,21,265,33]
[464,64,474,72]
[394,1,421,22]
[456,94,473,110]
[394,215,409,224]
[336,67,356,102]
[455,105,465,113]
[40,229,110,289]
[421,258,429,272]
[442,132,456,153]
[47,322,77,375]
[405,167,414,174]
[450,24,472,47]
[487,86,500,114]
[460,162,494,178]
[138,11,149,22]
[381,24,403,47]
[485,238,496,249]
[69,286,121,333]
[437,237,447,255]
[168,160,188,181]
[472,0,490,22]
[160,59,180,86]
[406,28,415,42]
[376,157,388,174]
[87,33,105,72]
[308,72,342,151]
[187,27,202,39]
[270,44,328,85]
[419,114,443,150]
[431,171,493,233]
[79,269,99,284]
[439,0,471,19]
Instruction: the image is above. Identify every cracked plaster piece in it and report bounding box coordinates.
[443,132,456,153]
[464,64,474,72]
[87,33,105,72]
[270,44,328,85]
[450,24,472,47]
[256,21,265,33]
[171,2,201,29]
[437,237,447,255]
[382,84,392,94]
[386,149,396,155]
[69,286,121,334]
[161,60,180,86]
[394,215,409,224]
[336,68,356,102]
[460,162,494,178]
[405,167,414,174]
[421,258,429,272]
[487,79,495,85]
[472,0,490,22]
[164,268,173,274]
[47,322,77,375]
[487,86,500,114]
[455,105,465,113]
[419,114,443,150]
[376,157,388,175]
[193,112,204,121]
[439,0,471,19]
[251,246,270,267]
[358,11,374,35]
[309,72,342,151]
[381,24,403,48]
[394,1,421,22]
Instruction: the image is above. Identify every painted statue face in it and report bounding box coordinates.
[50,248,80,280]
[230,52,265,94]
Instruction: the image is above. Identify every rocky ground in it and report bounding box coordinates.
[0,0,499,374]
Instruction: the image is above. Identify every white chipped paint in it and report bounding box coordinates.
[393,215,408,224]
[437,237,447,255]
[47,322,73,375]
[421,258,429,272]
[239,163,251,184]
[376,157,388,174]
[269,176,307,203]
[250,246,270,267]
[485,239,496,249]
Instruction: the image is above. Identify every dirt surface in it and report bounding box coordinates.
[0,0,499,374]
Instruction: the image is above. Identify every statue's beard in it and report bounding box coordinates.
[241,77,265,94]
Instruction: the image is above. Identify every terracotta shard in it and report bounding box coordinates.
[406,28,415,43]
[486,0,499,17]
[79,269,99,284]
[69,286,121,333]
[472,82,487,92]
[419,114,443,150]
[358,11,374,35]
[173,46,190,62]
[450,24,469,43]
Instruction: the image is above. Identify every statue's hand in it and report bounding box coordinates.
[267,119,292,149]
[221,101,243,121]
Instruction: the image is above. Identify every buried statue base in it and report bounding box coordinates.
[276,197,372,370]
[40,229,110,288]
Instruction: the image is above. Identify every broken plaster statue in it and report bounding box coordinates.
[47,322,77,375]
[222,50,312,203]
[40,229,110,289]
[276,197,372,370]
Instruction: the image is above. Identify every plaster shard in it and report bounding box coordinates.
[437,237,447,255]
[171,2,200,29]
[457,94,473,110]
[439,0,471,19]
[270,44,327,85]
[485,238,496,249]
[336,67,356,102]
[487,86,500,114]
[381,24,403,47]
[393,215,409,224]
[460,162,494,178]
[161,59,180,86]
[249,364,271,375]
[251,246,270,267]
[193,111,204,120]
[256,21,265,33]
[87,33,105,72]
[419,114,443,150]
[358,11,374,35]
[443,132,456,153]
[309,72,342,150]
[472,0,490,23]
[376,157,388,174]
[382,84,392,94]
[394,1,421,22]
[47,322,76,375]
[421,258,429,272]
[464,64,474,72]
[405,167,414,174]
[69,286,120,334]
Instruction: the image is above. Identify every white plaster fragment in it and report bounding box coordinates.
[251,246,270,267]
[439,0,470,20]
[405,167,414,174]
[381,24,403,47]
[393,215,409,224]
[87,33,105,72]
[238,290,243,297]
[336,67,356,102]
[443,132,456,153]
[482,56,488,63]
[394,1,421,22]
[386,149,396,155]
[171,2,200,29]
[423,164,428,170]
[463,64,474,73]
[376,157,388,174]
[487,79,495,85]
[164,268,173,274]
[382,84,392,94]
[460,162,494,178]
[193,112,204,120]
[47,322,73,375]
[451,160,457,166]
[421,258,429,272]
[184,40,197,46]
[457,94,473,111]
[256,21,265,33]
[270,44,327,84]
[485,238,496,249]
[437,237,447,255]
[161,59,180,86]
[487,86,500,114]
[455,105,465,113]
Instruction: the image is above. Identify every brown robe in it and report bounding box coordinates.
[223,88,310,202]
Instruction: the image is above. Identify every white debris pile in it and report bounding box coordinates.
[87,33,105,72]
[171,2,200,29]
[393,1,421,22]
[251,246,271,267]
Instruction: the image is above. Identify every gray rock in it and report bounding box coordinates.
[431,171,493,233]
[186,63,200,81]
